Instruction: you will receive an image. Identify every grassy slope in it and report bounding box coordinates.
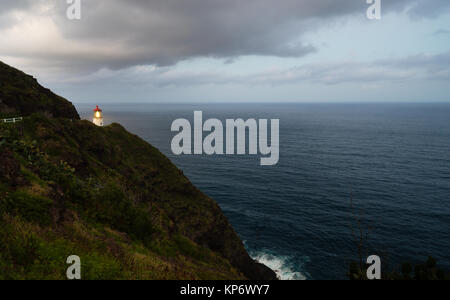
[0,115,245,279]
[0,61,79,119]
[0,61,276,280]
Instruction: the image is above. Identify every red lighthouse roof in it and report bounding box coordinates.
[93,105,102,112]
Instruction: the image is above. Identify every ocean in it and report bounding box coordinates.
[77,103,450,280]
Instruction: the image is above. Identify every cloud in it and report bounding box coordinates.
[1,0,449,74]
[53,51,450,89]
[433,29,450,35]
[406,0,450,19]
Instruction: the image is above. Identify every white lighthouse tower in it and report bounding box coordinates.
[93,105,104,126]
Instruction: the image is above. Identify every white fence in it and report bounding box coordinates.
[2,117,23,123]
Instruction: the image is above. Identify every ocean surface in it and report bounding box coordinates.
[77,103,450,280]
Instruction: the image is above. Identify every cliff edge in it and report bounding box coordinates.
[0,61,79,119]
[0,61,276,280]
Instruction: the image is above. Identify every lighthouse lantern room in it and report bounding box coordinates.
[93,105,104,127]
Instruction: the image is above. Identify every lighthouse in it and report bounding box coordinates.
[93,105,104,126]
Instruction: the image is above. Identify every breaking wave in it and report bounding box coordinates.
[251,251,309,280]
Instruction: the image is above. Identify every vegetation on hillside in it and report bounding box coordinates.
[0,61,79,119]
[0,116,246,279]
[0,61,276,280]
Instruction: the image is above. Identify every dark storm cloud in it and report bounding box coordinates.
[1,0,450,71]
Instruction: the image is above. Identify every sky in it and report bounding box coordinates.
[0,0,449,103]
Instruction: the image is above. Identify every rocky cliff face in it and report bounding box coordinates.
[0,61,79,120]
[0,61,276,280]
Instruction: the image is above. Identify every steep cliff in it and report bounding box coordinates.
[0,61,276,280]
[0,61,79,119]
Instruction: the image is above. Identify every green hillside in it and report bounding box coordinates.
[0,61,276,280]
[0,61,79,120]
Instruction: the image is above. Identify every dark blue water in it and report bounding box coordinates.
[77,103,450,280]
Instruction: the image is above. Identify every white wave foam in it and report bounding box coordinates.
[252,252,308,280]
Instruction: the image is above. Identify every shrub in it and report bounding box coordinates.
[0,191,53,226]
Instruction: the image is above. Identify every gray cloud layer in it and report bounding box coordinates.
[1,0,449,72]
[56,51,449,90]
